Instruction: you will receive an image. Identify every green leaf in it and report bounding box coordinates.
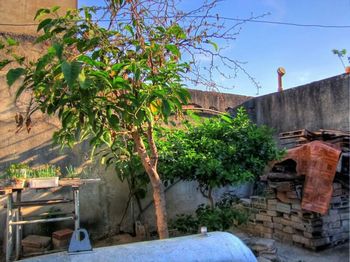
[176,88,191,104]
[162,99,171,117]
[0,41,5,49]
[108,115,119,129]
[206,40,218,51]
[111,63,125,71]
[78,69,86,88]
[6,38,18,46]
[34,8,50,20]
[220,114,233,123]
[124,25,134,36]
[15,83,30,100]
[78,55,105,67]
[7,68,26,86]
[35,33,52,44]
[12,54,25,65]
[62,61,82,88]
[50,6,60,12]
[0,59,12,70]
[53,42,63,60]
[37,18,52,32]
[165,44,181,57]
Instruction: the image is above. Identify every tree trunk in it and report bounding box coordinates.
[208,187,214,209]
[131,130,169,239]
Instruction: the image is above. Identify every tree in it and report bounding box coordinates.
[2,4,193,239]
[157,108,284,208]
[1,0,268,239]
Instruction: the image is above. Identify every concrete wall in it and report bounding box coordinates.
[0,0,77,35]
[188,89,251,112]
[235,74,350,134]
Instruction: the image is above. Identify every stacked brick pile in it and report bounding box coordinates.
[241,180,349,250]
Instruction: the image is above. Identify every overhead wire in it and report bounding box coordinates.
[0,15,349,29]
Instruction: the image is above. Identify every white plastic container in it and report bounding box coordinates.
[28,177,59,188]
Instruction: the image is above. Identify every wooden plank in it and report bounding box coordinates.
[267,172,299,180]
[279,129,315,140]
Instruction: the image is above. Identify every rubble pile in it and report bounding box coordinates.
[240,129,349,250]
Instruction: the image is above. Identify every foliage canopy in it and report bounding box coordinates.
[158,108,284,193]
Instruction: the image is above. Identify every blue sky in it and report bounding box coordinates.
[78,0,350,96]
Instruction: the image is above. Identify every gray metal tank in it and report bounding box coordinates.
[21,231,257,262]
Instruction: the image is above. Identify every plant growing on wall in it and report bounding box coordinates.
[158,108,284,208]
[332,49,350,73]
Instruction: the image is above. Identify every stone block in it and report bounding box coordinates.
[22,235,51,249]
[52,238,70,250]
[283,213,291,219]
[263,222,274,229]
[255,224,273,234]
[276,191,289,203]
[266,210,278,217]
[286,190,298,199]
[52,229,73,240]
[292,203,301,211]
[256,214,272,222]
[292,221,305,231]
[273,229,292,243]
[267,199,277,205]
[23,245,50,255]
[342,220,349,231]
[280,218,293,227]
[263,233,273,239]
[276,203,291,214]
[251,196,267,209]
[283,226,294,234]
[291,215,302,223]
[292,235,311,246]
[267,204,277,211]
[340,212,349,220]
[310,237,331,247]
[52,228,73,250]
[273,223,283,230]
[322,214,340,223]
[331,221,341,229]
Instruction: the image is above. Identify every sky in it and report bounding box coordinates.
[78,0,350,97]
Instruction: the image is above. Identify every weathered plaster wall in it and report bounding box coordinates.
[0,0,77,35]
[188,89,251,112]
[235,74,350,134]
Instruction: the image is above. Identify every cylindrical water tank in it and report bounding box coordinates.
[22,232,257,262]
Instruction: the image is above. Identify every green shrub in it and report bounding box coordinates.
[171,193,250,234]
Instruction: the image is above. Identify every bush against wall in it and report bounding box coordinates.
[158,107,284,207]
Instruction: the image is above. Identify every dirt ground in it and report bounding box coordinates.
[275,241,349,262]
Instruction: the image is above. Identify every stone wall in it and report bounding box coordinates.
[234,74,350,134]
